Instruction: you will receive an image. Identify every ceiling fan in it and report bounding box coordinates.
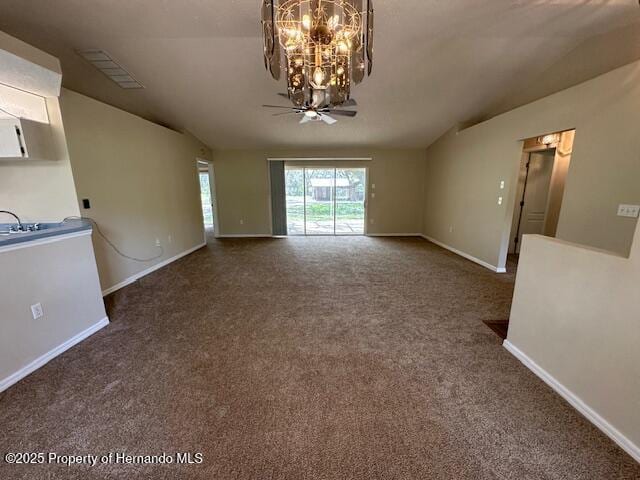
[263,94,358,125]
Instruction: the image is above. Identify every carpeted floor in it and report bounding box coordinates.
[1,236,638,479]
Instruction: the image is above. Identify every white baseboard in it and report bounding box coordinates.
[102,242,206,296]
[219,233,424,239]
[421,234,505,273]
[367,233,422,237]
[0,317,109,393]
[216,234,273,238]
[503,340,640,463]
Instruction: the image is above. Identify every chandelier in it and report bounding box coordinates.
[262,0,374,108]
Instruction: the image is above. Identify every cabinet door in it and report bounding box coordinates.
[0,121,23,158]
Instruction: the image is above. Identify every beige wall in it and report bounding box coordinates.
[506,220,640,461]
[213,149,426,236]
[0,234,107,388]
[60,89,212,292]
[423,61,640,269]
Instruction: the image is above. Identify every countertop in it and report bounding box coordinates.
[0,219,92,250]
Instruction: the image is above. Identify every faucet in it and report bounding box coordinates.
[0,210,24,232]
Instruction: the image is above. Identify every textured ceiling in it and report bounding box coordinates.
[0,1,639,150]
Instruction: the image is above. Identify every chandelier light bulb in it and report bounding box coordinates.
[302,14,311,30]
[313,67,325,86]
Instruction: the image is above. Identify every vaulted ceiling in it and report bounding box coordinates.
[1,1,639,150]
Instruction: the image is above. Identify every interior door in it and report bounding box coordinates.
[515,150,555,253]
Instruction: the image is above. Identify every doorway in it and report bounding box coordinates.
[510,130,575,255]
[285,166,367,236]
[197,160,216,233]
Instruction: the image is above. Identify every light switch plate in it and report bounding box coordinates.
[617,204,640,218]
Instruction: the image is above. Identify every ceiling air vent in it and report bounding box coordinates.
[76,49,144,89]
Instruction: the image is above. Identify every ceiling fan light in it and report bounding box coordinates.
[305,110,318,118]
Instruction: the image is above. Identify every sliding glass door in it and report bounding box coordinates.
[335,168,366,234]
[305,168,335,235]
[285,166,366,236]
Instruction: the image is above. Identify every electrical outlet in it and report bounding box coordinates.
[239,219,244,225]
[371,192,376,199]
[31,303,43,320]
[168,235,173,244]
[449,226,454,233]
[499,180,505,190]
[498,196,503,205]
[617,204,640,218]
[370,218,375,224]
[371,183,376,189]
[155,238,161,247]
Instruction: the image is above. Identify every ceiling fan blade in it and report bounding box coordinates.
[262,104,293,109]
[329,109,358,117]
[300,116,313,124]
[273,111,296,116]
[341,98,357,107]
[320,114,338,125]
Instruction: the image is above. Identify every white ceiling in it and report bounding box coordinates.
[0,1,639,150]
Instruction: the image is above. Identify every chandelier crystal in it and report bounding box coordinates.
[262,0,374,108]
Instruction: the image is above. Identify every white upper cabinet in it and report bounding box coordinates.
[0,118,53,160]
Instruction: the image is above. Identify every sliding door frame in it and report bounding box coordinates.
[268,158,371,237]
[281,165,368,237]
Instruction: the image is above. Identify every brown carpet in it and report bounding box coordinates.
[1,235,638,479]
